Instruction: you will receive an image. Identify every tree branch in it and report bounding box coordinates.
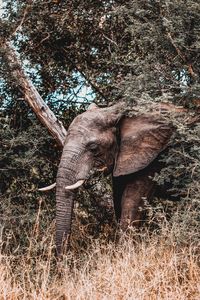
[1,42,67,147]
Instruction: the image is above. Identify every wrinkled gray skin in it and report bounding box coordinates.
[56,102,173,255]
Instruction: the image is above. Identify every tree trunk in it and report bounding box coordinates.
[1,41,67,147]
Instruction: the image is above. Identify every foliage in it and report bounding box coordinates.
[0,113,57,251]
[2,0,200,105]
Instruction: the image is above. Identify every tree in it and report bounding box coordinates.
[2,0,200,103]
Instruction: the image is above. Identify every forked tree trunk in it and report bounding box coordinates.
[1,41,67,147]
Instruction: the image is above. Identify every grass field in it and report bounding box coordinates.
[0,211,199,300]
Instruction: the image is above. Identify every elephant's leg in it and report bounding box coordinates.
[119,172,155,230]
[112,169,155,227]
[112,176,126,222]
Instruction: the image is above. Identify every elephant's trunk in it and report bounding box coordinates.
[56,163,75,256]
[55,147,92,256]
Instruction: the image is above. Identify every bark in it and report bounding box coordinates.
[1,41,67,147]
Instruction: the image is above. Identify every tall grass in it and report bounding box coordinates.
[0,210,199,300]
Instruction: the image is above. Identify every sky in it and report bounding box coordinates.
[0,0,3,15]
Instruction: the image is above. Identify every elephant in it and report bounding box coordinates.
[40,102,174,255]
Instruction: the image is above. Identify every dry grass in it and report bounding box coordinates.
[0,196,199,299]
[0,222,199,300]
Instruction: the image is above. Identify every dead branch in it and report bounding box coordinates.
[1,42,67,147]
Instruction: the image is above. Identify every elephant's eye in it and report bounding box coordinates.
[88,143,99,154]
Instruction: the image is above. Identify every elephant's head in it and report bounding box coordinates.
[54,102,173,255]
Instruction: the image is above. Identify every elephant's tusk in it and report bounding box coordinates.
[97,166,107,172]
[38,182,56,191]
[65,180,85,190]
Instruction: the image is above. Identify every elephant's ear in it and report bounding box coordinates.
[113,115,174,177]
